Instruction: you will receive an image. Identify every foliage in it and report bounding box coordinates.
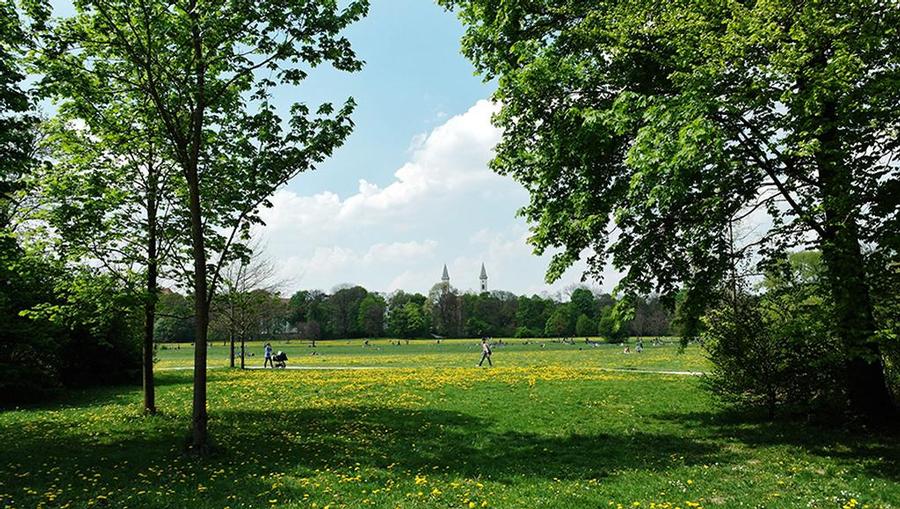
[282,284,673,340]
[428,284,463,338]
[702,253,845,418]
[598,305,627,344]
[574,313,595,337]
[154,290,195,342]
[1,246,142,403]
[544,304,572,337]
[38,0,370,446]
[42,268,143,388]
[357,293,386,338]
[569,288,596,322]
[0,241,63,401]
[329,286,369,338]
[442,0,900,420]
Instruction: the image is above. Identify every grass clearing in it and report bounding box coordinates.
[1,340,897,508]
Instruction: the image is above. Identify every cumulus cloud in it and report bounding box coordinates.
[259,100,503,232]
[258,98,620,295]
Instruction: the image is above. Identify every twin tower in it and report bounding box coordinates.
[441,263,488,292]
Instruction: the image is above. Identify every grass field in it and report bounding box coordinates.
[1,339,897,509]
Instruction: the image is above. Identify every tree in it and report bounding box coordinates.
[598,305,627,344]
[42,0,369,447]
[575,313,595,337]
[287,290,314,330]
[570,288,596,322]
[0,0,40,231]
[1,0,56,402]
[516,295,550,336]
[38,93,183,414]
[428,283,463,337]
[154,289,194,342]
[703,258,845,418]
[544,304,572,337]
[357,293,386,337]
[386,291,428,338]
[210,248,281,368]
[444,0,899,421]
[328,286,368,338]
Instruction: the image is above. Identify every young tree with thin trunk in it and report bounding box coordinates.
[211,245,281,369]
[41,0,368,449]
[38,98,182,415]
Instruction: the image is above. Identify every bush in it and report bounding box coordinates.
[0,239,65,401]
[701,290,845,418]
[1,245,142,404]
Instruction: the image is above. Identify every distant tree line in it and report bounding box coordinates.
[156,284,672,342]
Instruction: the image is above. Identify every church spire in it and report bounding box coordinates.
[480,263,488,292]
[441,264,450,283]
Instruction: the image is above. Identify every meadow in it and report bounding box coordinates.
[1,339,897,509]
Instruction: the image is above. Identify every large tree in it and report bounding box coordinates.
[443,0,899,420]
[42,0,368,448]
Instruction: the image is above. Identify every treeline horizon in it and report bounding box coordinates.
[156,283,673,343]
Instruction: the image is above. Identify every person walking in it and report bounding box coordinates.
[263,342,273,368]
[478,337,493,367]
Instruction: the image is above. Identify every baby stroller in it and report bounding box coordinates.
[273,351,288,368]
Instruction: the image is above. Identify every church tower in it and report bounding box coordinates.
[441,264,450,292]
[480,263,488,292]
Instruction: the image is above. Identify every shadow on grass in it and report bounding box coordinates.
[1,403,729,508]
[651,409,900,482]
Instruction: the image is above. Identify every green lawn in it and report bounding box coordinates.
[157,337,709,372]
[1,340,897,509]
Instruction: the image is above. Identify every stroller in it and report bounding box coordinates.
[273,351,288,368]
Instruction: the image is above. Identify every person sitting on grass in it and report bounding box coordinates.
[478,337,493,367]
[263,342,273,368]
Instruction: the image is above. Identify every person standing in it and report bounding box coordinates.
[263,342,273,368]
[478,337,493,367]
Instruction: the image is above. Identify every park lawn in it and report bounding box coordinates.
[0,343,897,509]
[155,337,711,372]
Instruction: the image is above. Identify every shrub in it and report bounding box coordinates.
[701,290,845,418]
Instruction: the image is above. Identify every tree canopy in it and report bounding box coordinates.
[442,0,899,421]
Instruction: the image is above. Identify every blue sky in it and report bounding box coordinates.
[48,0,621,297]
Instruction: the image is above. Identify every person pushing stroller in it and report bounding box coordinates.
[273,350,288,368]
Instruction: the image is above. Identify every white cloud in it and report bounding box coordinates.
[258,98,621,296]
[259,99,503,232]
[363,240,438,264]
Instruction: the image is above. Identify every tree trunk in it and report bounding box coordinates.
[229,330,235,368]
[187,166,209,449]
[143,151,159,415]
[143,224,158,414]
[143,269,157,414]
[188,0,210,451]
[816,100,896,422]
[240,336,245,369]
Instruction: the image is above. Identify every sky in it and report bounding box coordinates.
[47,0,622,297]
